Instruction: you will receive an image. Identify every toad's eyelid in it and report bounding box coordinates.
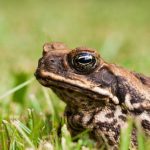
[78,55,93,59]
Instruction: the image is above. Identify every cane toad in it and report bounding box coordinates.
[35,42,150,149]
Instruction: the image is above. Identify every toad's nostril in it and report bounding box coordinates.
[43,42,68,55]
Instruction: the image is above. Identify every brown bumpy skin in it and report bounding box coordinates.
[35,42,150,150]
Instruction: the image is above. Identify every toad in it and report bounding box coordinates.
[35,42,150,149]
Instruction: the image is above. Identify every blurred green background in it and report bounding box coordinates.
[0,0,150,94]
[0,0,150,149]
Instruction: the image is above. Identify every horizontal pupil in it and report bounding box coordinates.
[77,55,93,64]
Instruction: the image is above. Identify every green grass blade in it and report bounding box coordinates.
[1,123,8,150]
[137,132,145,150]
[42,88,55,116]
[12,72,29,104]
[120,118,133,150]
[29,94,42,112]
[73,129,90,141]
[136,121,145,150]
[11,119,35,148]
[61,124,72,150]
[0,77,34,101]
[14,120,31,135]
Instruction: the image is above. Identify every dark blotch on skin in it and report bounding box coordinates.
[108,138,115,146]
[85,111,98,125]
[117,76,145,105]
[105,134,114,146]
[97,119,117,132]
[121,108,128,114]
[131,108,144,115]
[105,112,114,118]
[113,125,120,140]
[109,105,116,111]
[141,119,150,130]
[131,128,138,147]
[118,115,126,121]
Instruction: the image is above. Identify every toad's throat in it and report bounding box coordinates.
[35,70,119,104]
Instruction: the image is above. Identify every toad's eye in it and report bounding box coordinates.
[69,52,98,74]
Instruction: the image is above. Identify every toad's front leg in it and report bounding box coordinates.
[64,106,85,137]
[65,105,130,150]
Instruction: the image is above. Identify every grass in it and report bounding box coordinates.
[0,79,150,150]
[0,0,150,149]
[0,80,96,150]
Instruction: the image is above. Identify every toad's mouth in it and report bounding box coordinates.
[35,69,119,105]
